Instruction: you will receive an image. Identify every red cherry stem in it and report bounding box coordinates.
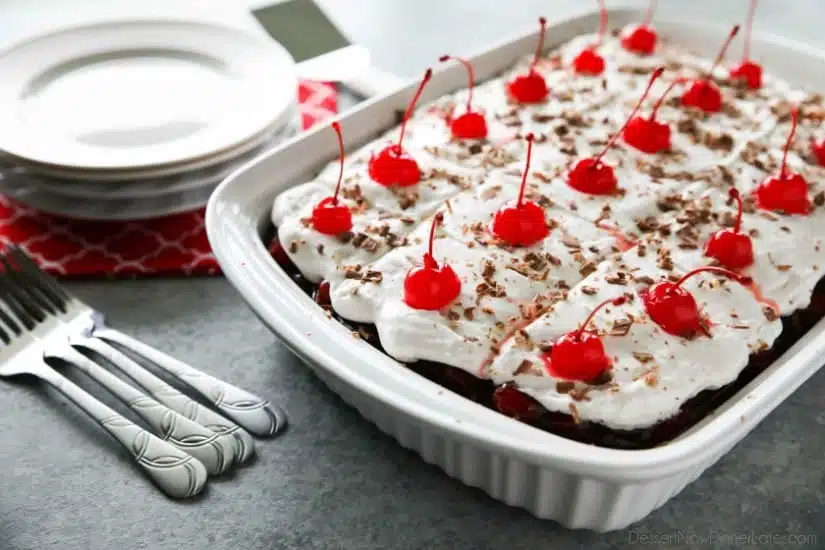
[673,266,752,290]
[743,0,757,61]
[516,133,535,207]
[779,106,799,178]
[530,17,548,73]
[397,68,433,149]
[649,77,686,121]
[707,25,740,80]
[439,55,475,112]
[642,0,658,26]
[574,296,627,339]
[595,0,607,46]
[591,66,665,167]
[728,188,745,234]
[330,122,344,205]
[424,212,444,269]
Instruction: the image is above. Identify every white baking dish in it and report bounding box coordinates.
[206,6,825,531]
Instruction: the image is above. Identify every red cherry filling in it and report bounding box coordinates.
[507,17,549,103]
[311,122,353,235]
[542,296,627,382]
[491,133,549,246]
[642,266,752,338]
[682,25,739,113]
[368,68,433,187]
[573,0,608,76]
[622,69,684,154]
[704,188,755,269]
[439,55,487,140]
[493,385,540,420]
[403,212,461,310]
[568,67,665,195]
[756,106,811,215]
[620,0,658,55]
[729,0,763,90]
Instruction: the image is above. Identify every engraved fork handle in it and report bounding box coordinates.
[49,342,236,475]
[69,335,256,463]
[94,327,287,437]
[34,362,207,499]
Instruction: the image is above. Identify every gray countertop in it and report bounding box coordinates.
[2,1,825,549]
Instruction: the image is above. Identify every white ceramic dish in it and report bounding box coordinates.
[206,7,825,531]
[0,18,297,172]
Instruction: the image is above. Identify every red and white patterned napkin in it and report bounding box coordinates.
[0,81,338,277]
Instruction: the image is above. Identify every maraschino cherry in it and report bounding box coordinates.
[543,296,627,381]
[311,122,353,235]
[623,67,684,154]
[491,133,549,246]
[704,188,754,269]
[567,67,665,194]
[755,107,811,215]
[812,136,825,167]
[368,68,433,187]
[642,266,752,338]
[621,0,658,55]
[507,17,549,103]
[729,0,763,90]
[573,0,608,76]
[403,212,461,311]
[682,25,739,113]
[439,55,487,140]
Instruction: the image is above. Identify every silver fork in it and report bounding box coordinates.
[0,267,238,475]
[2,248,267,462]
[0,275,207,499]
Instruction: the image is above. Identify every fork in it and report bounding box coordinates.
[0,267,238,475]
[0,275,207,499]
[11,246,284,441]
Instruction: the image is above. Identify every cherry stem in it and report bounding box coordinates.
[727,188,744,234]
[780,106,799,178]
[743,0,757,61]
[530,17,548,73]
[331,122,344,205]
[517,133,535,207]
[649,77,685,121]
[575,296,627,338]
[642,0,657,26]
[591,66,664,168]
[674,266,752,290]
[425,212,444,268]
[708,25,740,79]
[398,68,433,149]
[595,0,607,46]
[440,55,475,112]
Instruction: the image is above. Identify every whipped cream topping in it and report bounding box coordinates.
[272,28,822,429]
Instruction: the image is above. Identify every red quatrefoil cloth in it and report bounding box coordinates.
[0,81,338,277]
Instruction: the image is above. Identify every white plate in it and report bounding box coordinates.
[206,7,825,531]
[0,18,298,172]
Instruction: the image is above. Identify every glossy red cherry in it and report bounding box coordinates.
[311,122,353,235]
[507,17,549,104]
[542,296,627,382]
[620,0,658,55]
[704,188,754,269]
[491,133,549,246]
[568,67,665,195]
[642,266,752,338]
[368,68,433,187]
[682,25,739,113]
[403,212,461,310]
[623,69,685,154]
[756,107,811,215]
[439,55,487,140]
[811,137,825,167]
[573,0,608,75]
[729,0,763,90]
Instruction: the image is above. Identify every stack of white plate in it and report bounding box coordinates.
[0,18,299,221]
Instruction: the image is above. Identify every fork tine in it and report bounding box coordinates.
[7,246,71,312]
[0,254,61,316]
[0,267,43,332]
